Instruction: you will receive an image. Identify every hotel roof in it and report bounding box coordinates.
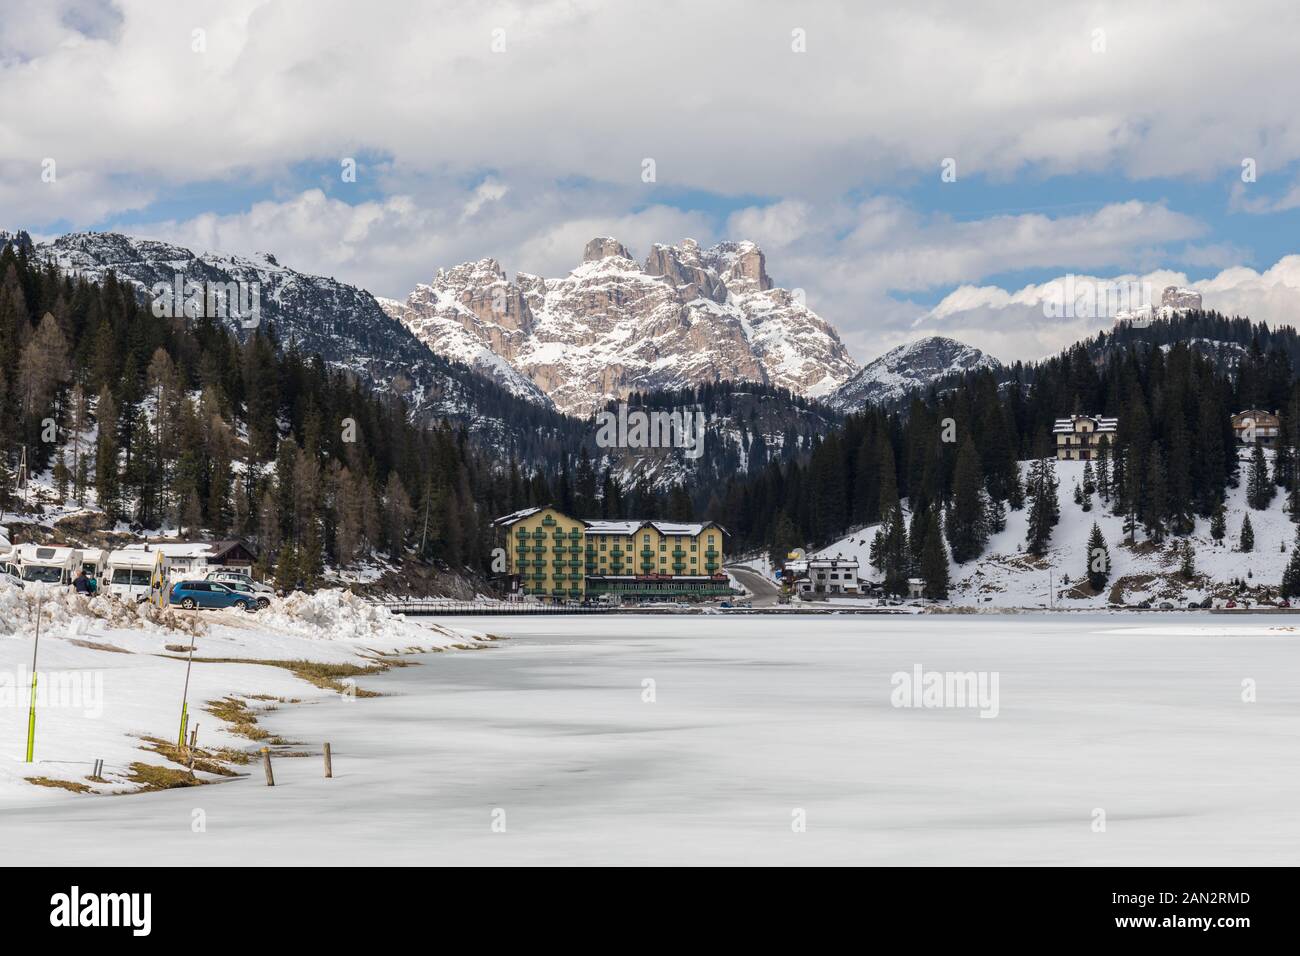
[1052,415,1118,434]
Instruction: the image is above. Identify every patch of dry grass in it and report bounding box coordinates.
[139,736,239,777]
[163,655,385,697]
[125,762,202,791]
[26,776,92,793]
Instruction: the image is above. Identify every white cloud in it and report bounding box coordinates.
[7,0,1300,208]
[909,257,1300,365]
[723,196,1217,362]
[130,185,715,298]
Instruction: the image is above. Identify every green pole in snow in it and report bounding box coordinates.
[178,634,196,749]
[25,594,43,763]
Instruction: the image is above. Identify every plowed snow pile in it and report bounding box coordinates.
[255,588,479,646]
[0,581,203,637]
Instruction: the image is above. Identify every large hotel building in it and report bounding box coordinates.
[494,506,730,602]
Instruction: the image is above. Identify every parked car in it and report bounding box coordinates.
[218,578,271,609]
[205,570,274,595]
[170,580,259,612]
[1157,600,1175,610]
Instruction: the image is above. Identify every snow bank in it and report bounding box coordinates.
[254,588,482,646]
[0,583,203,637]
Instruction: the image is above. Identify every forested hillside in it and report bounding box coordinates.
[0,239,514,582]
[712,326,1300,595]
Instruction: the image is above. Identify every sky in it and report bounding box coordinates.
[4,0,1300,366]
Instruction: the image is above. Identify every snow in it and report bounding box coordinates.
[813,455,1295,608]
[0,586,487,802]
[2,613,1296,865]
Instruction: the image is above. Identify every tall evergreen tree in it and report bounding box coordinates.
[1024,458,1060,557]
[1247,444,1275,510]
[919,509,949,599]
[1239,513,1255,553]
[945,435,986,563]
[1085,522,1109,592]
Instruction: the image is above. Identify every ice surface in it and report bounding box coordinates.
[3,614,1296,865]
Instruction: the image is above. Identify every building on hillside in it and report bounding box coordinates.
[907,577,926,599]
[1053,414,1117,460]
[493,507,730,603]
[784,555,860,596]
[1231,409,1281,447]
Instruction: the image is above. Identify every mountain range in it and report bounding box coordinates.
[379,237,859,416]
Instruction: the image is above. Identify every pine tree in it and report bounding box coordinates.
[275,540,300,590]
[1247,444,1275,510]
[874,504,910,596]
[1081,460,1095,497]
[945,435,986,563]
[981,487,1006,536]
[1085,522,1109,592]
[768,510,800,569]
[1024,458,1060,557]
[52,449,69,501]
[382,471,415,558]
[1179,540,1195,581]
[1210,500,1226,542]
[919,509,949,599]
[1281,527,1300,598]
[1239,513,1255,553]
[1096,440,1111,501]
[93,386,119,519]
[1143,444,1167,542]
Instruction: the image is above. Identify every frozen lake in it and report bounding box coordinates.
[5,613,1299,865]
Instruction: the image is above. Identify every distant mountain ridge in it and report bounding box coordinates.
[6,229,579,459]
[827,335,1003,412]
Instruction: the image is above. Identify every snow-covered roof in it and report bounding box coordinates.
[1232,409,1280,422]
[493,507,543,527]
[119,540,251,559]
[649,521,715,536]
[583,519,723,537]
[1053,415,1117,434]
[583,520,644,535]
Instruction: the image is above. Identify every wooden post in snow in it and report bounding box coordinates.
[261,747,275,786]
[323,742,333,779]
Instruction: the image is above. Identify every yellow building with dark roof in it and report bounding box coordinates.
[493,507,729,603]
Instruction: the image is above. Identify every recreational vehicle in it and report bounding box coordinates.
[10,543,84,586]
[105,549,156,602]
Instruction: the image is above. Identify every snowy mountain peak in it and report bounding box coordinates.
[828,335,1001,412]
[583,237,635,263]
[383,238,859,416]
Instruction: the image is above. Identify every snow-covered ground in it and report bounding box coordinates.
[2,614,1296,865]
[812,457,1296,607]
[0,584,488,801]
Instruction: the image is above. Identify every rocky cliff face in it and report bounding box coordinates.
[381,238,859,416]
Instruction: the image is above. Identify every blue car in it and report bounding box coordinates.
[170,580,259,612]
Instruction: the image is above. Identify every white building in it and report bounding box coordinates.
[116,540,257,580]
[787,555,860,595]
[1053,414,1117,461]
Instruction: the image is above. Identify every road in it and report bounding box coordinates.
[726,564,781,606]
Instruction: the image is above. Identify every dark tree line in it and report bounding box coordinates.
[0,240,505,585]
[700,324,1300,593]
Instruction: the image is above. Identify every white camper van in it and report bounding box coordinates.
[11,543,84,586]
[105,549,155,602]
